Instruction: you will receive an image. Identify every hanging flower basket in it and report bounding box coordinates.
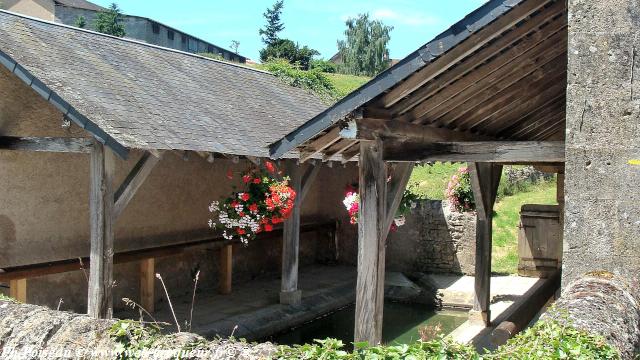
[209,161,296,245]
[342,183,417,232]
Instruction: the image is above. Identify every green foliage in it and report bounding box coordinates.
[325,73,370,98]
[263,59,339,102]
[274,317,619,360]
[94,3,125,37]
[259,0,285,46]
[109,320,161,359]
[0,293,18,303]
[310,59,337,73]
[260,39,319,70]
[491,314,619,359]
[198,52,225,62]
[408,162,461,200]
[74,15,86,29]
[337,13,393,76]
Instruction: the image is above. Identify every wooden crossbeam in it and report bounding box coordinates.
[340,118,495,143]
[0,136,93,153]
[379,0,552,108]
[403,17,567,125]
[383,141,565,163]
[388,0,567,116]
[113,151,162,220]
[383,163,413,240]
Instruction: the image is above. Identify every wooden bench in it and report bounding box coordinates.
[0,221,336,312]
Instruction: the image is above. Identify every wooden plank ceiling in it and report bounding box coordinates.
[299,0,567,163]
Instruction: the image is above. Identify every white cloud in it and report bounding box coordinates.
[371,8,441,26]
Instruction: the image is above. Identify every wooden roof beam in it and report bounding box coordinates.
[339,118,495,143]
[379,0,553,108]
[386,0,567,115]
[383,141,564,163]
[496,94,565,137]
[299,127,341,162]
[0,136,93,153]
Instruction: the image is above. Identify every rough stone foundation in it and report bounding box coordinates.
[387,200,476,275]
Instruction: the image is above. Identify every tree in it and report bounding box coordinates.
[259,39,319,70]
[259,0,284,46]
[230,40,240,54]
[74,15,86,29]
[337,13,393,76]
[94,3,126,37]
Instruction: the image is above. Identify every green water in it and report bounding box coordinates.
[269,303,467,346]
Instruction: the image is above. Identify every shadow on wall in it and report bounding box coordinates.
[387,200,476,275]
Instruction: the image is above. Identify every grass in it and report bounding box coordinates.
[408,162,462,200]
[325,73,371,98]
[492,180,557,274]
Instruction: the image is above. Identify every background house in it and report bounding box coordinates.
[0,0,247,63]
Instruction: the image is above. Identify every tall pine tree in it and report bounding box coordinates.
[337,14,393,76]
[259,0,284,46]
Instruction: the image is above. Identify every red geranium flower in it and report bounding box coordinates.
[237,228,246,235]
[253,178,261,184]
[264,161,275,173]
[242,175,251,183]
[264,224,273,232]
[239,212,245,217]
[240,193,250,201]
[248,203,258,212]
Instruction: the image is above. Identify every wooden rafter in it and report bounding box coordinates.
[402,18,567,125]
[449,60,567,132]
[299,127,341,162]
[379,0,552,108]
[386,0,567,116]
[498,96,565,137]
[323,139,357,159]
[383,141,565,163]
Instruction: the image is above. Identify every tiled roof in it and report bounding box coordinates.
[0,11,326,158]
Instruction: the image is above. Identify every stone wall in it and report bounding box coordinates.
[386,200,476,275]
[563,0,640,285]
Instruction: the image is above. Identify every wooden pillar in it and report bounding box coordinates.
[139,258,155,312]
[219,244,232,294]
[87,140,116,319]
[468,162,502,326]
[354,138,386,345]
[280,162,303,305]
[9,278,26,303]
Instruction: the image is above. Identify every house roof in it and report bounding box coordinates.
[269,0,567,161]
[0,10,326,159]
[54,0,105,12]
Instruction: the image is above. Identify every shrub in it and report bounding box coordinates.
[310,59,337,73]
[260,39,319,70]
[445,167,475,212]
[263,59,339,103]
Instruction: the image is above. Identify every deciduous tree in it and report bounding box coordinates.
[337,13,393,76]
[94,3,125,37]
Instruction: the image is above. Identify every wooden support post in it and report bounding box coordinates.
[9,278,26,303]
[468,162,502,326]
[87,140,116,319]
[280,162,304,305]
[219,244,232,294]
[354,138,386,345]
[139,258,155,313]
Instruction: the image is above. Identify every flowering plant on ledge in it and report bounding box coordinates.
[343,183,418,232]
[209,161,296,245]
[445,166,475,212]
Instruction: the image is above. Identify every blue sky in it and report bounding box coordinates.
[92,0,486,61]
